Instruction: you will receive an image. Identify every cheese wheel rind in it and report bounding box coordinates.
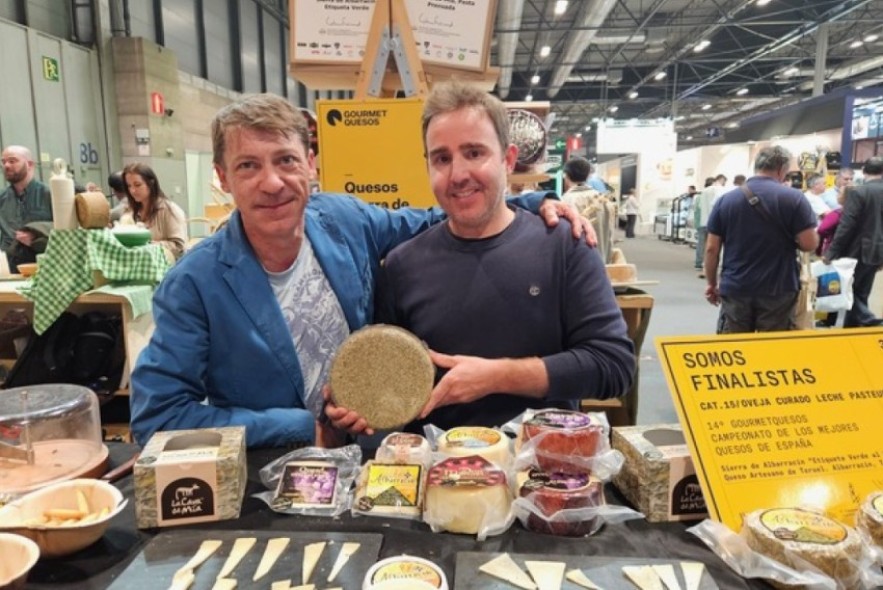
[436,426,512,468]
[424,455,512,535]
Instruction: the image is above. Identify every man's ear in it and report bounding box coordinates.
[214,163,230,193]
[308,149,318,181]
[504,144,519,173]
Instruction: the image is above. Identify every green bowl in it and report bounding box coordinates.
[112,229,152,248]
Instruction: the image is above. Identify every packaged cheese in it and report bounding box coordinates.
[352,460,425,520]
[856,491,883,549]
[362,555,448,590]
[434,426,512,468]
[424,455,513,539]
[375,432,432,467]
[517,409,609,474]
[513,468,605,536]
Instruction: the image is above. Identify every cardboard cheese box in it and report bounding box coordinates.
[611,424,707,522]
[133,426,246,528]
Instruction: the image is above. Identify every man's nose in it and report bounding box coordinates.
[258,167,285,192]
[450,155,471,182]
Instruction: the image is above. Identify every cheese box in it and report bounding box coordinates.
[611,424,707,522]
[133,426,246,528]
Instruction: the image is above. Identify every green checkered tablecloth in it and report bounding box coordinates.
[19,228,171,333]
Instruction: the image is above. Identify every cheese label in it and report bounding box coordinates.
[526,410,597,430]
[273,460,338,509]
[442,427,501,449]
[358,463,422,509]
[371,559,443,586]
[521,469,594,493]
[385,433,426,449]
[872,494,883,516]
[759,508,848,545]
[428,455,506,487]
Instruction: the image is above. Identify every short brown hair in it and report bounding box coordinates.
[211,93,310,166]
[421,80,510,154]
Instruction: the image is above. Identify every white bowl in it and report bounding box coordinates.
[0,479,127,558]
[0,533,39,590]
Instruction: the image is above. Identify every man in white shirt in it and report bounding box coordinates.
[803,173,831,219]
[820,168,854,210]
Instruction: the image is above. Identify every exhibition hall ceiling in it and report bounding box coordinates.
[491,0,883,149]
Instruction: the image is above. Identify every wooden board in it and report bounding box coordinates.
[108,530,382,590]
[455,552,720,590]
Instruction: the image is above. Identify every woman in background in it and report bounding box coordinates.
[122,163,188,261]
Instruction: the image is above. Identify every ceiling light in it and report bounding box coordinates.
[525,94,534,102]
[654,72,667,81]
[675,115,686,121]
[540,45,551,57]
[531,74,540,85]
[784,66,799,76]
[584,125,591,131]
[694,40,710,53]
[856,83,866,90]
[554,1,568,15]
[686,136,694,141]
[609,105,619,113]
[702,104,712,110]
[592,117,600,122]
[850,40,864,49]
[726,122,739,129]
[736,87,749,95]
[628,91,639,99]
[864,34,879,43]
[756,0,771,5]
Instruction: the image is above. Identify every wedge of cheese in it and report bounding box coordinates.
[525,560,565,590]
[681,562,705,590]
[302,541,325,585]
[565,569,602,590]
[253,537,290,582]
[622,565,665,590]
[651,565,681,590]
[327,542,360,582]
[478,553,537,590]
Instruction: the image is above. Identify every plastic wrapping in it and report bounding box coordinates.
[689,512,883,590]
[375,432,433,467]
[255,444,361,517]
[425,424,513,470]
[855,491,883,565]
[422,454,514,540]
[511,468,641,537]
[503,409,625,482]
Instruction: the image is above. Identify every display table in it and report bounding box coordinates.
[22,444,770,589]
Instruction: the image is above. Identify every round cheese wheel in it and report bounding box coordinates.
[856,491,883,547]
[330,325,434,430]
[363,555,448,590]
[424,455,512,535]
[436,426,512,468]
[521,410,605,472]
[75,191,110,229]
[516,468,604,536]
[743,507,863,584]
[376,432,432,466]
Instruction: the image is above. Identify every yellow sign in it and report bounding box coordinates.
[317,98,433,209]
[656,329,883,531]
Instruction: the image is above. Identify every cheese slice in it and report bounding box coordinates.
[217,537,256,580]
[210,579,236,590]
[680,562,705,590]
[270,581,291,590]
[171,539,222,589]
[302,541,326,585]
[525,560,565,590]
[651,565,681,590]
[291,585,316,590]
[327,542,361,582]
[623,566,665,590]
[479,553,537,590]
[565,569,602,590]
[253,537,291,582]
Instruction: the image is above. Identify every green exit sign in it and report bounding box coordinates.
[553,138,566,151]
[42,56,60,81]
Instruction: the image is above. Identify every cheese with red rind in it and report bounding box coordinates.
[516,469,604,536]
[521,410,605,472]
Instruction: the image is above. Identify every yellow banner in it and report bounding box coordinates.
[316,98,434,209]
[656,328,883,531]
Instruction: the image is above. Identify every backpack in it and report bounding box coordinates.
[3,311,126,397]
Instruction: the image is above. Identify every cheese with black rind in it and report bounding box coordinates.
[856,491,883,548]
[521,410,605,472]
[742,507,863,585]
[436,426,512,468]
[424,455,512,535]
[330,325,434,430]
[516,468,604,536]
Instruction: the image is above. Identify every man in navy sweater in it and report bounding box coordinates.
[326,81,635,434]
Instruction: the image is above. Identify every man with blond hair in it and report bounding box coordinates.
[0,145,52,272]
